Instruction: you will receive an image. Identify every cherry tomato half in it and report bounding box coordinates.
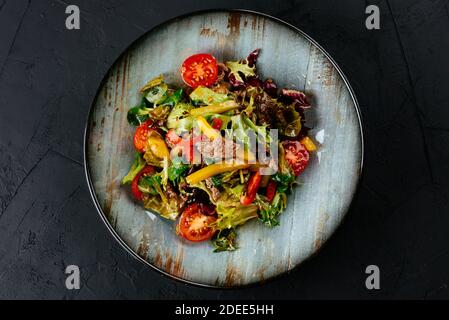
[131,166,155,201]
[133,120,155,152]
[282,140,310,176]
[181,54,218,88]
[177,204,217,242]
[240,171,262,206]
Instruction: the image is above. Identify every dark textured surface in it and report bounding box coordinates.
[0,0,448,299]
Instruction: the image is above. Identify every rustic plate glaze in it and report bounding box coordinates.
[85,10,363,287]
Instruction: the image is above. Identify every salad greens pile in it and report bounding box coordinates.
[122,49,317,252]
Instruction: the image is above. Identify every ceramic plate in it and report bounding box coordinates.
[84,9,363,287]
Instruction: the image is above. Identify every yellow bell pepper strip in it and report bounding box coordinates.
[189,101,239,116]
[300,136,317,152]
[241,148,256,163]
[196,116,221,140]
[147,135,170,159]
[196,116,256,162]
[186,163,251,185]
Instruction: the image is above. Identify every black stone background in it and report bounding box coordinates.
[0,0,448,299]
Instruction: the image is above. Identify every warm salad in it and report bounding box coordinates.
[122,50,317,252]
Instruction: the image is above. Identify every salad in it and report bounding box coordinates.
[122,49,317,252]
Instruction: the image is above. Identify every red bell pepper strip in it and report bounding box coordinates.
[240,171,262,206]
[265,180,277,202]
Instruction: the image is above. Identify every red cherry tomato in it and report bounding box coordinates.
[181,54,218,88]
[177,204,217,242]
[131,166,155,201]
[240,171,262,206]
[211,118,223,130]
[133,120,155,152]
[265,180,277,202]
[282,140,310,176]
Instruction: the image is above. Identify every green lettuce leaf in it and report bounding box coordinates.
[166,102,194,133]
[256,192,287,227]
[212,228,237,252]
[225,60,256,85]
[190,86,229,105]
[121,153,146,184]
[214,201,258,230]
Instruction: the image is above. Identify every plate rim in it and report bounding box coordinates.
[83,8,365,289]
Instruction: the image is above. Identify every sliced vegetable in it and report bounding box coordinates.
[148,105,171,121]
[189,100,239,117]
[133,120,155,152]
[166,103,193,131]
[189,86,229,104]
[196,116,221,140]
[140,74,164,93]
[181,54,218,88]
[240,171,262,206]
[177,204,217,242]
[300,136,317,152]
[186,163,251,185]
[146,132,170,159]
[145,83,168,104]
